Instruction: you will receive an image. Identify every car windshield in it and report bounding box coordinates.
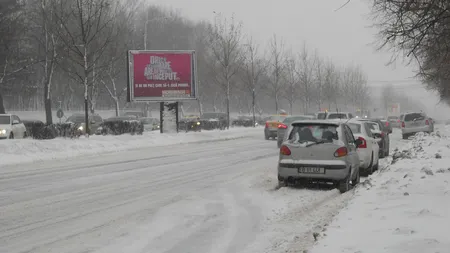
[367,122,380,131]
[0,115,10,124]
[66,115,84,123]
[288,123,339,143]
[317,113,327,119]
[202,113,224,119]
[404,113,425,122]
[348,123,362,133]
[328,113,347,119]
[141,118,159,124]
[283,116,312,124]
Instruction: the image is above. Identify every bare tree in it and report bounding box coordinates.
[298,45,316,113]
[283,52,299,114]
[52,0,120,133]
[322,60,340,110]
[370,0,450,103]
[267,34,286,112]
[208,13,243,128]
[313,52,324,111]
[381,83,396,116]
[241,37,266,126]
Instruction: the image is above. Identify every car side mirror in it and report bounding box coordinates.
[354,139,363,148]
[12,120,19,125]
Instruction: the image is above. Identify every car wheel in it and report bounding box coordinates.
[366,153,374,175]
[9,132,14,139]
[339,175,351,193]
[372,161,379,171]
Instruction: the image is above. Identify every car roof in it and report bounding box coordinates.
[327,112,351,114]
[0,114,11,116]
[291,119,342,125]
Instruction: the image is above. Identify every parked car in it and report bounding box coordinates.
[180,116,202,132]
[0,114,27,139]
[232,115,255,127]
[277,115,316,147]
[381,119,393,134]
[199,112,227,130]
[264,114,288,140]
[387,116,401,128]
[140,117,160,131]
[66,113,103,135]
[277,120,362,193]
[401,112,434,139]
[358,118,390,158]
[316,111,328,119]
[347,120,380,175]
[325,112,354,119]
[123,111,145,118]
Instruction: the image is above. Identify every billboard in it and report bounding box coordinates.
[127,50,197,102]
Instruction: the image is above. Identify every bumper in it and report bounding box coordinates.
[278,161,349,181]
[402,125,432,134]
[265,128,277,137]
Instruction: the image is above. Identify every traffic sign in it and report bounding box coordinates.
[56,108,64,119]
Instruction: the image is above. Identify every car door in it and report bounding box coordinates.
[12,115,25,138]
[343,124,359,175]
[364,123,379,164]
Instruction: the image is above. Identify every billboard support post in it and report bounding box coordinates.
[160,102,164,133]
[175,102,179,133]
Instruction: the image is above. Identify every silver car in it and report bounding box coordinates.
[401,112,434,139]
[277,120,362,193]
[277,115,315,148]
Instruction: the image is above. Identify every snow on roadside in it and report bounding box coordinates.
[0,127,262,167]
[311,127,450,253]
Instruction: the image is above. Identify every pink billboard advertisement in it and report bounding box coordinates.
[127,50,197,101]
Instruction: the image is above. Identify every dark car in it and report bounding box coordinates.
[380,120,393,134]
[199,112,227,130]
[140,117,160,132]
[232,116,255,127]
[362,118,390,158]
[180,116,202,132]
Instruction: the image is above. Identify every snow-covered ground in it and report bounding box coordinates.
[311,125,450,253]
[0,127,262,166]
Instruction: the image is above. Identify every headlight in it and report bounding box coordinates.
[78,126,83,131]
[0,129,6,134]
[196,122,200,125]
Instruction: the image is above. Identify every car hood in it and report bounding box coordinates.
[0,124,12,130]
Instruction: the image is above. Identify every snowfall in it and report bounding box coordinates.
[1,118,449,253]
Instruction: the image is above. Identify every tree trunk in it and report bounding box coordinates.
[44,84,52,125]
[275,93,279,113]
[0,93,5,114]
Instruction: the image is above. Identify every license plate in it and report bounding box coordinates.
[298,167,325,174]
[270,123,278,128]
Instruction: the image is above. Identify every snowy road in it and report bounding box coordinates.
[0,132,390,253]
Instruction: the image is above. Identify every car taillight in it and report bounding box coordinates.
[357,137,367,148]
[385,121,389,127]
[397,119,400,122]
[381,132,385,138]
[425,120,429,125]
[280,145,291,155]
[334,147,348,157]
[265,122,269,128]
[278,123,287,129]
[401,121,405,128]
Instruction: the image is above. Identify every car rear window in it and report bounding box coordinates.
[387,116,398,120]
[367,122,380,131]
[348,123,361,133]
[404,113,425,122]
[288,123,339,143]
[317,113,327,119]
[0,115,10,124]
[327,113,347,119]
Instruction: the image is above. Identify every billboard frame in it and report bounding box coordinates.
[127,50,198,102]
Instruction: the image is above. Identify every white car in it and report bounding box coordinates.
[325,112,354,120]
[401,112,434,139]
[0,114,27,139]
[347,119,380,175]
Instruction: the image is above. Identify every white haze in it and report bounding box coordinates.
[148,0,450,120]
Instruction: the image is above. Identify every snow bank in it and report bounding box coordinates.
[311,127,450,253]
[0,127,262,167]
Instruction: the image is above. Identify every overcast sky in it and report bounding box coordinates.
[149,0,450,118]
